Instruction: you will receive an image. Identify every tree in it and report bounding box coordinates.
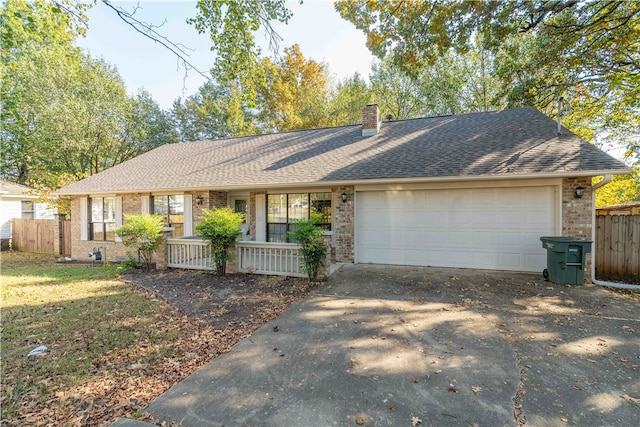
[113,214,165,271]
[195,207,244,276]
[189,0,294,103]
[1,0,176,191]
[257,44,333,132]
[328,73,372,126]
[369,58,426,120]
[1,0,84,184]
[595,169,640,207]
[172,82,256,142]
[336,0,640,162]
[129,90,179,153]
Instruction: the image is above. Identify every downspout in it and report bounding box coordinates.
[591,175,640,289]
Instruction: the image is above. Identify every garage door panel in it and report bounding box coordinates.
[497,232,523,247]
[525,187,554,204]
[472,231,496,246]
[450,211,473,227]
[472,210,498,228]
[498,253,523,269]
[357,187,556,272]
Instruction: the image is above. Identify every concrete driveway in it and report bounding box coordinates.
[120,265,639,426]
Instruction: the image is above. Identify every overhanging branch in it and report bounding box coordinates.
[100,1,211,82]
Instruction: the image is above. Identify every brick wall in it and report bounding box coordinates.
[70,195,135,262]
[562,177,592,239]
[333,186,355,263]
[362,104,381,136]
[209,191,228,209]
[561,177,593,281]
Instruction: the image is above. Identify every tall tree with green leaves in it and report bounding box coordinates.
[189,0,294,104]
[1,0,176,191]
[172,82,256,142]
[257,44,333,132]
[328,72,372,126]
[336,0,640,163]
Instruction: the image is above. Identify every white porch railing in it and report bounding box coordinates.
[237,241,305,277]
[166,238,305,277]
[166,237,214,270]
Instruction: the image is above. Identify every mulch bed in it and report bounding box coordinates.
[121,269,321,332]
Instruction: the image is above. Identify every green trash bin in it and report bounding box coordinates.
[540,236,592,285]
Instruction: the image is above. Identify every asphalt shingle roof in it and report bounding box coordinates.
[0,180,36,196]
[57,107,630,195]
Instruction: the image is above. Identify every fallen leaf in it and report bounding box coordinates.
[356,417,366,425]
[411,416,422,426]
[471,385,482,394]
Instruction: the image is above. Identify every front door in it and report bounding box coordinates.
[232,198,249,239]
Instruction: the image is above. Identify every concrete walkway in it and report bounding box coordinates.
[114,265,639,426]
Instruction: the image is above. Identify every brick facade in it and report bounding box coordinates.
[561,177,593,281]
[333,186,355,263]
[561,177,592,239]
[362,104,381,136]
[209,191,228,209]
[70,196,132,262]
[69,179,595,277]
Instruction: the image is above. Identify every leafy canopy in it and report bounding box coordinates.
[1,0,178,197]
[336,0,640,163]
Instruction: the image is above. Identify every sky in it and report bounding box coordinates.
[76,0,376,110]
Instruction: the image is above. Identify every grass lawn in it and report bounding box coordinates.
[1,252,216,426]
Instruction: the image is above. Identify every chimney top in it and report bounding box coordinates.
[362,104,381,137]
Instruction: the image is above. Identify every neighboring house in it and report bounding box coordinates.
[596,202,640,216]
[57,106,630,274]
[0,180,56,249]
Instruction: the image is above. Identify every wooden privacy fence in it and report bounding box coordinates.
[595,215,640,284]
[11,218,71,255]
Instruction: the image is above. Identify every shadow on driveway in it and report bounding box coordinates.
[138,265,639,426]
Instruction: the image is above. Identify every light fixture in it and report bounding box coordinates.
[574,186,585,199]
[341,192,348,203]
[195,195,204,205]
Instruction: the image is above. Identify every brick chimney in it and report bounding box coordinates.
[362,104,381,137]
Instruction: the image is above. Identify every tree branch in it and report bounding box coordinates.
[100,1,211,82]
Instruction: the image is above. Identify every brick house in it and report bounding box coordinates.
[57,106,629,279]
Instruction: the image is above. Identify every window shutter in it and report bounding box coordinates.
[255,194,266,242]
[141,195,150,214]
[114,197,123,242]
[80,197,88,241]
[183,194,193,237]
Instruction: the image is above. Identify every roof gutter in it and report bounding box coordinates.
[590,174,640,290]
[55,169,631,196]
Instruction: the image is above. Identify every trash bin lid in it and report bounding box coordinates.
[540,236,592,243]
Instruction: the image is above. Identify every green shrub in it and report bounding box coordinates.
[288,213,327,281]
[113,214,164,271]
[195,207,244,276]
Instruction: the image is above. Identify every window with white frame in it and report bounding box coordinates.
[89,197,116,241]
[266,192,331,243]
[21,201,34,219]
